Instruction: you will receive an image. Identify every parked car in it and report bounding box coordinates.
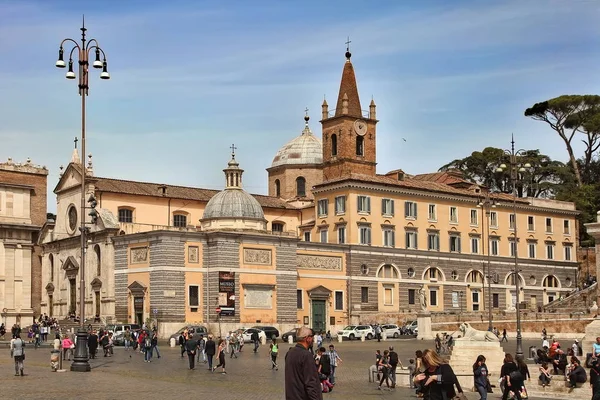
[240,327,267,343]
[381,324,401,338]
[404,320,417,334]
[106,324,141,336]
[168,325,208,342]
[337,325,374,340]
[252,325,279,339]
[281,328,298,342]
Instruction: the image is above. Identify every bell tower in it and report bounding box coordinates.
[320,42,378,181]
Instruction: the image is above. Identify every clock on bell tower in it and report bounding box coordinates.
[320,45,378,181]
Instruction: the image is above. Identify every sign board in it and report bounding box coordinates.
[451,291,459,308]
[152,308,158,315]
[218,271,235,316]
[216,307,221,313]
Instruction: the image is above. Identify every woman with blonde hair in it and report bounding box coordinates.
[414,349,465,400]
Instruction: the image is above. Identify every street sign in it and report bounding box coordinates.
[152,308,158,315]
[215,307,221,313]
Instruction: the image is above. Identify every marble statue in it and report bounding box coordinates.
[418,285,427,311]
[458,322,499,342]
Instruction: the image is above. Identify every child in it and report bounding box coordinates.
[321,375,334,393]
[407,358,416,388]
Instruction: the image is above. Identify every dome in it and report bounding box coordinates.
[203,189,264,220]
[271,115,322,168]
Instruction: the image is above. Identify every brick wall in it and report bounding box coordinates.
[275,239,298,323]
[268,165,323,200]
[150,236,185,323]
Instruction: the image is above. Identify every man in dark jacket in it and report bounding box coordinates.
[87,330,98,359]
[568,358,587,388]
[185,334,198,370]
[205,334,216,371]
[251,330,260,353]
[388,346,399,388]
[285,326,322,400]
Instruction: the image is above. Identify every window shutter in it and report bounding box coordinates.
[457,237,462,253]
[366,196,371,212]
[391,231,395,247]
[391,200,395,216]
[381,198,386,215]
[405,202,409,217]
[412,202,416,219]
[367,228,372,245]
[414,233,418,249]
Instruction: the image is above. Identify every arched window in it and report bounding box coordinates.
[275,179,281,197]
[296,177,306,197]
[506,272,525,286]
[356,136,364,156]
[49,254,54,282]
[331,134,338,156]
[543,275,559,288]
[94,245,101,277]
[424,267,443,281]
[377,264,399,279]
[467,270,484,284]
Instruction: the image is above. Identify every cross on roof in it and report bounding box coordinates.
[230,143,237,157]
[345,36,351,51]
[305,107,309,117]
[74,137,78,149]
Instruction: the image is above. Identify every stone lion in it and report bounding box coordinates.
[457,322,499,342]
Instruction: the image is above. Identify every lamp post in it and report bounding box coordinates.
[477,192,497,332]
[55,17,110,372]
[496,135,531,359]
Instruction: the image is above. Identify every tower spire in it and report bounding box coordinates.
[334,39,362,117]
[224,145,243,189]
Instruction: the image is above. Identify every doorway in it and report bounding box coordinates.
[69,279,76,314]
[311,300,326,333]
[95,291,101,317]
[134,297,144,325]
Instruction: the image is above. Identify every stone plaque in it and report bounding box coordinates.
[188,246,199,263]
[245,287,273,309]
[130,247,148,264]
[298,254,342,270]
[163,290,176,298]
[244,248,272,265]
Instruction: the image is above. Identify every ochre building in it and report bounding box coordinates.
[39,51,579,337]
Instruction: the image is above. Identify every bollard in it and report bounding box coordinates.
[361,333,365,342]
[288,335,293,344]
[338,334,343,343]
[170,337,176,348]
[382,332,387,341]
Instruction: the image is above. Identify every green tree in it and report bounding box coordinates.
[524,95,600,187]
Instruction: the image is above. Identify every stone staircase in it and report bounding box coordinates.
[544,282,597,313]
[55,319,104,334]
[526,377,587,399]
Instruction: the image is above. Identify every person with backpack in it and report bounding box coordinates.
[144,331,153,362]
[10,333,26,376]
[269,338,279,370]
[388,346,399,388]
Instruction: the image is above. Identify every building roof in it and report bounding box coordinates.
[202,189,265,220]
[93,176,294,209]
[334,53,362,118]
[411,171,469,186]
[314,172,527,203]
[271,116,322,168]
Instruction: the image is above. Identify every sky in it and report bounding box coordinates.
[1,0,600,212]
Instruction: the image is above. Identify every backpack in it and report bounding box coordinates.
[389,351,399,365]
[145,336,152,348]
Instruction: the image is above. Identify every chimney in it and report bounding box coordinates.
[158,185,168,196]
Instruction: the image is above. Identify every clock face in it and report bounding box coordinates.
[68,206,78,232]
[354,119,367,136]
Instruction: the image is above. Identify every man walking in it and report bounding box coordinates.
[327,344,342,385]
[88,330,98,359]
[388,346,399,388]
[252,330,260,353]
[205,334,216,371]
[501,328,508,342]
[185,333,198,370]
[123,327,131,351]
[285,326,322,400]
[10,334,25,376]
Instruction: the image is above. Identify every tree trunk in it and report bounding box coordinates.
[567,145,583,186]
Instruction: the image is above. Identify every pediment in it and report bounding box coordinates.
[308,285,332,299]
[62,255,79,271]
[54,163,83,194]
[45,282,55,292]
[90,277,103,289]
[128,280,147,295]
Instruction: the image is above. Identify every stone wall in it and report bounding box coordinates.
[276,239,298,323]
[113,244,128,322]
[149,235,185,323]
[203,237,240,324]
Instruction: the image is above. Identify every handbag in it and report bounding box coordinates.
[486,377,493,393]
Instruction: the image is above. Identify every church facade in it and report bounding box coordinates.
[39,51,579,337]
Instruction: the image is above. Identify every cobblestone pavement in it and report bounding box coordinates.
[0,338,567,399]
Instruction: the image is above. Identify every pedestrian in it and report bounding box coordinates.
[252,330,260,353]
[500,353,523,400]
[284,326,322,400]
[229,332,238,359]
[205,334,216,371]
[270,338,279,370]
[590,357,600,400]
[123,327,131,351]
[326,330,332,343]
[572,339,580,357]
[10,334,25,376]
[413,349,464,399]
[473,355,489,400]
[315,332,322,348]
[151,330,161,359]
[377,349,392,390]
[144,331,153,362]
[501,329,508,342]
[185,333,198,370]
[214,338,227,374]
[178,332,186,358]
[197,334,205,363]
[388,346,399,388]
[375,325,382,342]
[87,330,98,359]
[327,344,342,385]
[62,334,74,361]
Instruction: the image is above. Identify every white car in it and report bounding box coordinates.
[338,325,374,340]
[239,328,266,343]
[381,324,401,338]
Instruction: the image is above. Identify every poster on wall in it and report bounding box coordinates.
[451,291,459,308]
[218,271,235,316]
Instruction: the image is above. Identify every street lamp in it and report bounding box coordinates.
[477,192,497,332]
[496,135,531,359]
[55,16,110,373]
